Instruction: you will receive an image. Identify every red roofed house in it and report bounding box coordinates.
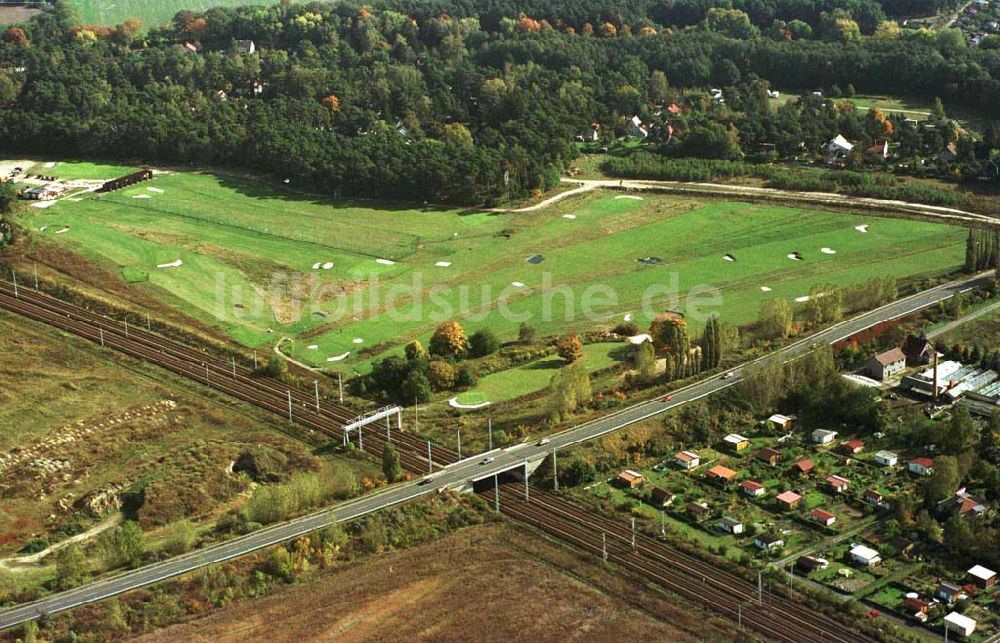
[776,490,802,509]
[706,465,737,484]
[667,103,682,115]
[742,480,765,498]
[839,440,865,455]
[810,508,836,527]
[909,458,934,476]
[864,489,884,506]
[792,459,815,475]
[827,474,850,493]
[903,597,930,623]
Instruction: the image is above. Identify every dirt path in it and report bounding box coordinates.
[494,178,998,228]
[0,514,121,570]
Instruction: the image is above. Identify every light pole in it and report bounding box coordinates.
[552,447,558,491]
[287,390,293,422]
[315,380,321,412]
[488,416,493,450]
[457,429,462,459]
[11,269,17,298]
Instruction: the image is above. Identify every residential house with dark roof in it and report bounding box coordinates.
[902,335,939,366]
[755,447,781,465]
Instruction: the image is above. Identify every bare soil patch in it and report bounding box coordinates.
[133,524,733,642]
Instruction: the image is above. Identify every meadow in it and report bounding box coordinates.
[70,0,276,28]
[19,161,966,375]
[0,308,374,560]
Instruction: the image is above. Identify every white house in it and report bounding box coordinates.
[236,39,256,54]
[675,450,700,469]
[849,544,881,566]
[874,450,898,466]
[826,134,854,159]
[944,611,976,637]
[812,429,838,444]
[908,458,934,476]
[717,516,744,535]
[627,116,648,139]
[866,348,906,381]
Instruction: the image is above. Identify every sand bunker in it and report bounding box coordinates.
[615,195,644,201]
[312,262,321,270]
[376,258,395,266]
[855,224,869,233]
[637,257,662,266]
[54,227,70,234]
[723,254,735,262]
[44,162,56,168]
[526,255,544,265]
[795,295,810,303]
[760,286,772,292]
[435,261,451,267]
[147,187,164,193]
[326,353,350,362]
[32,201,57,209]
[156,259,183,269]
[448,396,491,410]
[821,247,837,254]
[132,194,151,199]
[624,313,634,322]
[352,338,364,344]
[562,214,577,220]
[322,262,334,270]
[307,344,318,350]
[511,281,525,288]
[787,252,803,261]
[38,226,48,232]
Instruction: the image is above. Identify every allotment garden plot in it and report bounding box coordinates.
[20,162,966,372]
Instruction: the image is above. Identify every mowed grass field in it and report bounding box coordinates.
[70,0,276,28]
[458,342,629,404]
[19,160,966,374]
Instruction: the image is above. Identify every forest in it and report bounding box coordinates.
[0,0,997,203]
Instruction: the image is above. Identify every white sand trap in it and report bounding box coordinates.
[562,214,577,219]
[312,262,321,270]
[855,224,869,233]
[624,313,634,322]
[614,195,644,201]
[821,247,837,254]
[723,254,735,262]
[376,258,395,266]
[38,226,48,232]
[44,162,56,168]
[435,261,452,267]
[448,396,491,410]
[32,201,57,209]
[133,194,151,199]
[795,295,810,303]
[54,227,70,234]
[787,252,802,261]
[326,352,350,362]
[511,281,525,288]
[157,259,183,269]
[306,344,318,350]
[322,262,334,270]
[352,338,364,344]
[147,187,164,193]
[627,333,652,345]
[760,286,772,292]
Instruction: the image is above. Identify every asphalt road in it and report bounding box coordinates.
[0,269,992,632]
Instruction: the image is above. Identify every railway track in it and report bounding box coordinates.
[485,483,877,643]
